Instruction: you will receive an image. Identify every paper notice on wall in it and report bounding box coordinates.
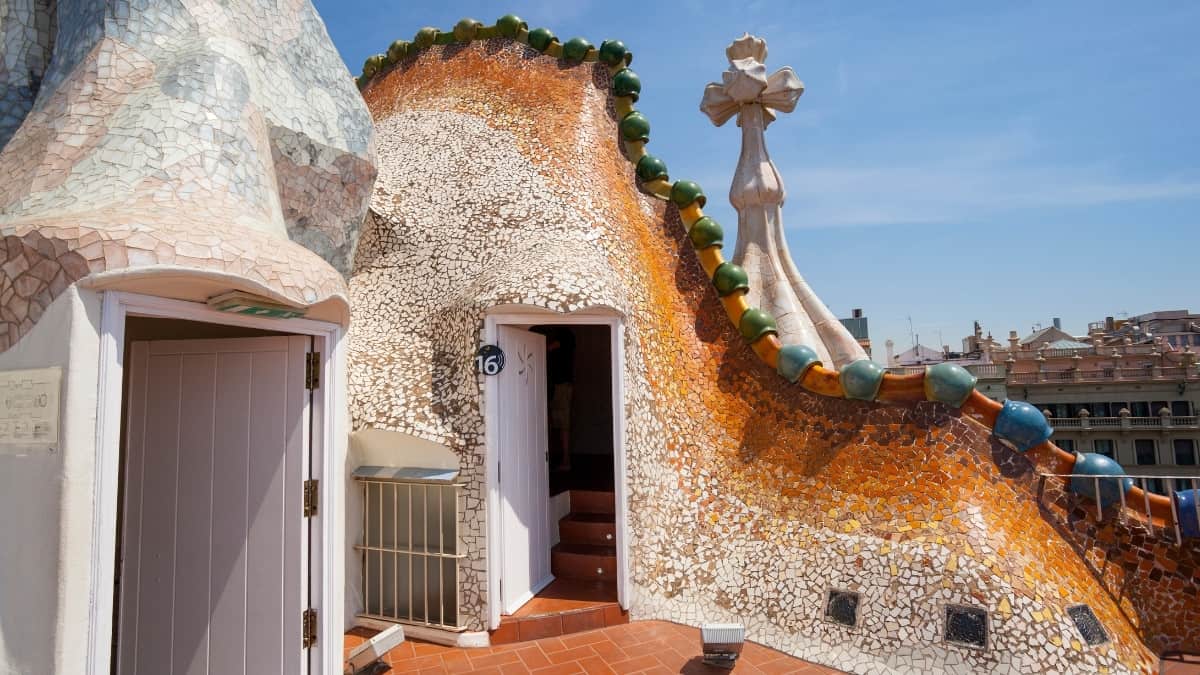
[0,367,62,453]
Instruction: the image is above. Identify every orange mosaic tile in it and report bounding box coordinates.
[350,29,1199,675]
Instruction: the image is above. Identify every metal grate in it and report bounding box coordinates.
[945,605,988,649]
[1066,604,1109,646]
[353,466,465,631]
[824,590,860,627]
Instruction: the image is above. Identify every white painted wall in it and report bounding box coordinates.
[0,286,101,675]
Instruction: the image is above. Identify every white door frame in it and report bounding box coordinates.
[483,305,629,629]
[87,290,348,675]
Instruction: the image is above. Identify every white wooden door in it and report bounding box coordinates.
[497,326,552,614]
[117,336,310,675]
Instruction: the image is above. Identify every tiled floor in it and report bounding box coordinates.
[345,620,842,674]
[512,579,617,617]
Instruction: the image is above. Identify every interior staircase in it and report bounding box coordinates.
[490,490,627,645]
[553,489,617,581]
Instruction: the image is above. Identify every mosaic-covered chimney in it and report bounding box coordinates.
[701,34,866,368]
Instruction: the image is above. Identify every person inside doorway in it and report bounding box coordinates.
[544,327,576,471]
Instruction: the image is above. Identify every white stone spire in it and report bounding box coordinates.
[701,34,866,368]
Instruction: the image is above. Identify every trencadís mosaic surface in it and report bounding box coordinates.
[350,17,1200,674]
[0,0,377,346]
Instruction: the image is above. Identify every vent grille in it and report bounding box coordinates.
[1067,604,1109,646]
[354,469,464,630]
[945,605,988,649]
[824,590,860,627]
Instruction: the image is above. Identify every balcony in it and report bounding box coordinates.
[1009,366,1200,385]
[1048,415,1199,431]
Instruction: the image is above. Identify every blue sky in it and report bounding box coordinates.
[316,1,1200,355]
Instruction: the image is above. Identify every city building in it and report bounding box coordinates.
[1001,312,1200,494]
[886,322,1009,401]
[838,307,872,357]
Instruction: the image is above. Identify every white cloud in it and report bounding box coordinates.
[773,126,1200,228]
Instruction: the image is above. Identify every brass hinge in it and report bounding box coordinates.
[305,352,321,390]
[303,479,318,517]
[302,608,317,649]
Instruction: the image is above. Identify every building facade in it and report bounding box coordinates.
[1003,312,1200,494]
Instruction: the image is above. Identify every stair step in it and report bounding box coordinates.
[569,490,615,515]
[559,513,616,547]
[551,543,616,581]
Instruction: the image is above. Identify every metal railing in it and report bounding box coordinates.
[1048,416,1199,430]
[1009,367,1200,384]
[354,469,465,631]
[884,364,1006,377]
[1039,473,1199,545]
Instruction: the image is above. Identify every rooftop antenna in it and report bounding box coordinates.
[907,315,916,351]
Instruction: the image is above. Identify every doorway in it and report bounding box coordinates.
[484,309,628,630]
[113,331,312,674]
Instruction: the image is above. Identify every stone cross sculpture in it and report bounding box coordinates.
[701,34,866,368]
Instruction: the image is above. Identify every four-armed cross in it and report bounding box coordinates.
[698,34,865,368]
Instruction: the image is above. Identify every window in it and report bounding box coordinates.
[1067,605,1109,646]
[824,590,860,627]
[1141,478,1166,495]
[1090,402,1111,418]
[1176,478,1196,492]
[1174,439,1197,466]
[1152,401,1170,416]
[945,605,988,649]
[1134,439,1157,465]
[1092,439,1114,459]
[1172,401,1192,416]
[1131,401,1151,417]
[1057,439,1076,453]
[1109,401,1129,416]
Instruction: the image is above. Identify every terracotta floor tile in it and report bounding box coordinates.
[347,620,840,675]
[440,651,473,671]
[518,615,564,642]
[605,654,660,672]
[490,620,521,645]
[619,639,668,659]
[586,639,626,662]
[517,645,553,670]
[469,649,523,669]
[561,610,607,636]
[529,663,586,675]
[546,645,598,665]
[390,654,444,672]
[537,636,569,653]
[577,655,617,675]
[560,628,610,649]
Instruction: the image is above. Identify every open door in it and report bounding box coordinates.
[115,336,310,674]
[497,326,552,614]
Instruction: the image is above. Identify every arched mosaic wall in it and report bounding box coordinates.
[350,27,1200,675]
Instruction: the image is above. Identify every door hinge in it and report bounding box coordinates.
[303,479,319,518]
[305,352,321,390]
[497,462,500,484]
[302,608,317,649]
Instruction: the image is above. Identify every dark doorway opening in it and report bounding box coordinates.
[531,324,614,495]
